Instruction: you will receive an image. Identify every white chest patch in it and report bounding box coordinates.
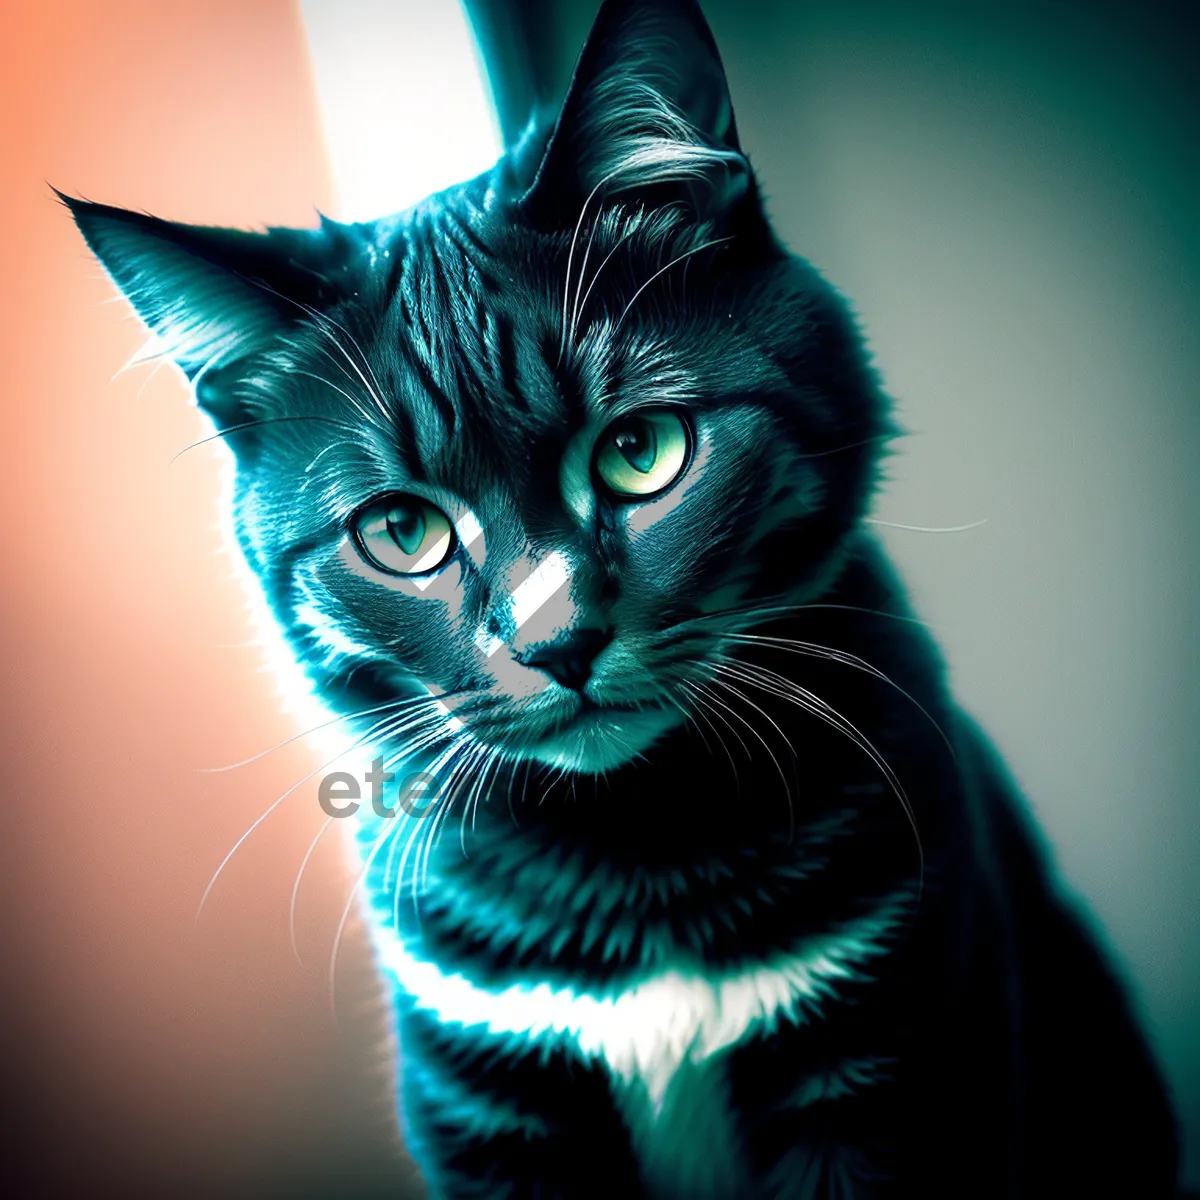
[372,892,909,1106]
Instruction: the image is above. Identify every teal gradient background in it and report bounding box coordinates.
[693,0,1200,1179]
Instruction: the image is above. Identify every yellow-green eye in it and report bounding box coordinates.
[352,494,455,576]
[594,409,691,499]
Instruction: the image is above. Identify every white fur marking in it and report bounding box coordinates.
[372,892,909,1105]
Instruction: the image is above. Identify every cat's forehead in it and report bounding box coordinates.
[363,208,775,451]
[284,203,785,533]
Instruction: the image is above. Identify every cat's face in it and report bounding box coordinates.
[67,0,888,775]
[232,206,855,773]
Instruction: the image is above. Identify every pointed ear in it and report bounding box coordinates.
[520,0,751,227]
[61,193,347,429]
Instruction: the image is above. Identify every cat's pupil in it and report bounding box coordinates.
[614,420,657,474]
[387,504,425,555]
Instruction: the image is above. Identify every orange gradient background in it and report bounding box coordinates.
[1,1,415,1193]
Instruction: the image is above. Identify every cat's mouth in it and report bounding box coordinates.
[520,692,682,774]
[439,682,685,774]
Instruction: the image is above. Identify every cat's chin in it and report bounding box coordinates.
[520,703,683,775]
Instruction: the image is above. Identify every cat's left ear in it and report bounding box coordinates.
[61,193,350,430]
[519,0,755,229]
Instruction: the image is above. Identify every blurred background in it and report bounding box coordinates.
[1,0,1195,1193]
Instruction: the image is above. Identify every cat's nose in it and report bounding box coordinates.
[517,627,613,691]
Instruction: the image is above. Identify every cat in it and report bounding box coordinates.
[64,0,1180,1195]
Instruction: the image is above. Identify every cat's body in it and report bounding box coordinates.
[65,0,1179,1194]
[367,540,1175,1199]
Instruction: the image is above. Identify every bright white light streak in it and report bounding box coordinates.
[473,551,573,657]
[455,510,484,552]
[510,552,572,629]
[300,0,502,222]
[414,511,485,592]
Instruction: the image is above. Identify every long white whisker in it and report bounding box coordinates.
[722,633,957,761]
[705,673,796,833]
[200,695,428,773]
[614,236,731,333]
[676,679,741,786]
[690,676,787,796]
[681,678,751,762]
[558,173,621,365]
[569,222,637,348]
[387,734,468,901]
[568,215,602,352]
[298,302,392,426]
[419,743,485,897]
[328,815,398,1020]
[721,659,924,888]
[195,711,406,921]
[290,366,380,430]
[864,517,988,534]
[290,815,334,966]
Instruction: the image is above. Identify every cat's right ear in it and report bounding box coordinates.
[60,193,345,430]
[516,0,756,231]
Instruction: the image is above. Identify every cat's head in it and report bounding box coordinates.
[66,0,889,776]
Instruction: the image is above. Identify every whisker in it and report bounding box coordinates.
[864,517,988,534]
[331,710,464,983]
[719,659,924,890]
[690,676,790,802]
[558,173,617,365]
[197,694,460,922]
[289,366,382,431]
[377,729,453,893]
[328,814,398,1022]
[704,673,796,836]
[461,745,503,853]
[389,738,466,912]
[292,300,393,428]
[420,742,486,896]
[659,598,933,638]
[290,814,334,966]
[195,716,391,922]
[790,603,932,630]
[303,441,346,476]
[721,633,957,762]
[569,222,638,346]
[792,434,894,460]
[613,236,732,333]
[199,694,431,773]
[390,733,479,914]
[680,678,751,762]
[677,679,742,791]
[567,214,601,353]
[169,415,355,465]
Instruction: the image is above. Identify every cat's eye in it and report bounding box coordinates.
[593,408,691,499]
[352,494,456,576]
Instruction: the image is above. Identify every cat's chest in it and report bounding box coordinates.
[371,798,911,1093]
[372,887,909,1102]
